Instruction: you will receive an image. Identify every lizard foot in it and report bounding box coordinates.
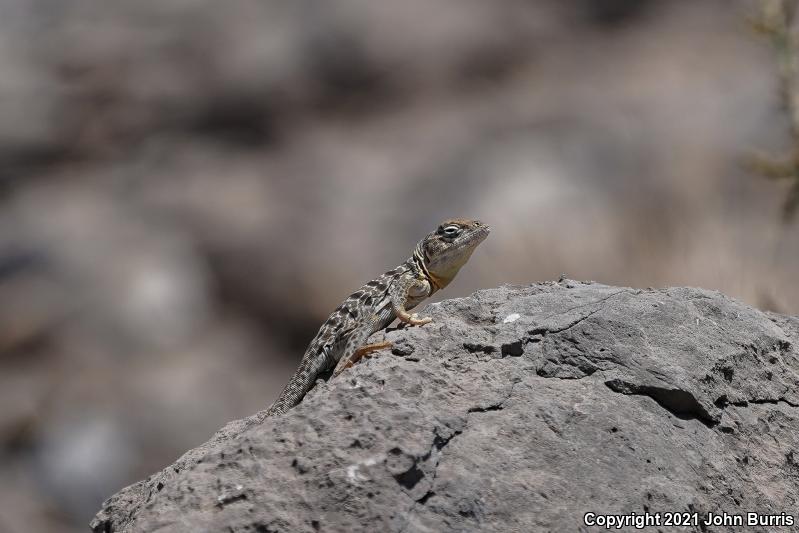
[407,313,432,326]
[355,340,393,359]
[332,341,393,377]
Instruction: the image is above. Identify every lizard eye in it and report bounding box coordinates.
[441,225,461,237]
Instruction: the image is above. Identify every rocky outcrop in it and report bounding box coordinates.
[91,281,799,532]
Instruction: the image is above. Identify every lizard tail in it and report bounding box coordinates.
[265,351,329,416]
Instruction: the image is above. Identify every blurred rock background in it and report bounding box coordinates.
[0,0,797,531]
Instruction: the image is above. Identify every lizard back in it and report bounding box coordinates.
[264,262,418,416]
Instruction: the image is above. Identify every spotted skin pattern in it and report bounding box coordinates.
[265,219,490,416]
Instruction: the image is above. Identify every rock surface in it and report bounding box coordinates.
[91,282,799,532]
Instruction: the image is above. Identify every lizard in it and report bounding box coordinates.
[265,218,490,416]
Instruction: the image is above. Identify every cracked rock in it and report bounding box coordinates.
[92,283,799,532]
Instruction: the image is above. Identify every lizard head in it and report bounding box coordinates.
[414,218,490,290]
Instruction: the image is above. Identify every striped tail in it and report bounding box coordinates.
[265,349,329,416]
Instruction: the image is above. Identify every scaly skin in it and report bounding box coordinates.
[265,218,489,416]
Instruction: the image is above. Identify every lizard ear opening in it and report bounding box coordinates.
[422,237,440,261]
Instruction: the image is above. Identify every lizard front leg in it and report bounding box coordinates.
[390,273,432,326]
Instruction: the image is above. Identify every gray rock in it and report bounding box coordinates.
[91,282,799,532]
